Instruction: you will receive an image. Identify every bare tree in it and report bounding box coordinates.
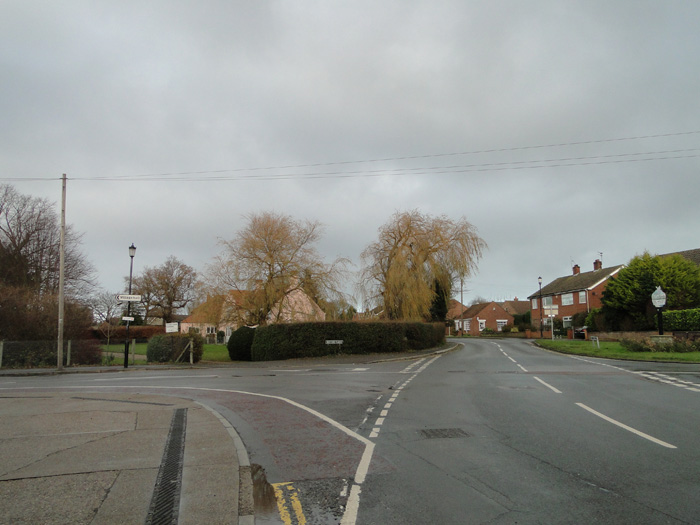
[359,210,486,320]
[131,256,198,325]
[87,290,122,345]
[208,211,349,325]
[0,184,94,297]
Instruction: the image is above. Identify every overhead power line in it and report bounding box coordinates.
[3,129,699,182]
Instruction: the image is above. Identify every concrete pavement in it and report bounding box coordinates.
[0,345,457,524]
[0,392,253,525]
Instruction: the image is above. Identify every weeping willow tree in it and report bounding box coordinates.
[360,210,486,321]
[208,211,349,325]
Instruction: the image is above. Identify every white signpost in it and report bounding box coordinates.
[117,294,142,302]
[165,322,179,334]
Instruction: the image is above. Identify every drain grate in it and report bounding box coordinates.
[146,408,187,525]
[420,428,470,439]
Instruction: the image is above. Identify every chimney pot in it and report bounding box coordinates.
[573,264,580,275]
[593,259,602,271]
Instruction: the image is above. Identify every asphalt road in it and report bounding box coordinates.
[2,339,700,524]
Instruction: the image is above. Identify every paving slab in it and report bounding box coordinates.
[0,393,243,525]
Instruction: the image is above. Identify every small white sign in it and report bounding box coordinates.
[651,286,667,308]
[117,294,142,302]
[122,316,134,322]
[165,322,179,333]
[325,340,343,345]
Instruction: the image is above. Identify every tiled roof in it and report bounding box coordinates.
[660,248,700,265]
[528,265,624,299]
[500,300,530,316]
[446,299,467,320]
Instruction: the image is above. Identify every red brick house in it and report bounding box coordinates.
[528,259,624,330]
[452,301,514,335]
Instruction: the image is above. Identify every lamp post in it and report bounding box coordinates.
[651,286,667,336]
[124,243,136,368]
[538,276,543,338]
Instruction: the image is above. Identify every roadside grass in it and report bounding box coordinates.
[101,343,231,363]
[535,339,700,363]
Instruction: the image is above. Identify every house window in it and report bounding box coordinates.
[531,298,538,309]
[497,320,508,332]
[465,319,471,332]
[206,326,215,334]
[579,291,587,304]
[543,296,553,306]
[562,293,573,306]
[563,316,573,328]
[478,319,486,331]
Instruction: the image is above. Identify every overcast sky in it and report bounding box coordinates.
[2,1,699,308]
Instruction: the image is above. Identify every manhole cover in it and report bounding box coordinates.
[419,428,470,439]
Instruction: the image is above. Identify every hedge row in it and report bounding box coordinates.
[1,340,102,368]
[249,321,445,361]
[146,333,204,363]
[664,308,700,331]
[91,325,165,343]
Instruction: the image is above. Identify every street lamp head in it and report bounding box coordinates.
[128,243,136,258]
[538,276,542,286]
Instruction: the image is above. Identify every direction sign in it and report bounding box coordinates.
[165,322,179,333]
[116,294,142,302]
[122,316,134,322]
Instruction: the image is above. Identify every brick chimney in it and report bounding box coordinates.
[572,264,580,275]
[593,259,602,271]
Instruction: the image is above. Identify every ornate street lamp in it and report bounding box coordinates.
[124,244,136,368]
[538,276,543,338]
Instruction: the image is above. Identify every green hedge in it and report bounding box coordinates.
[250,321,445,361]
[146,333,204,363]
[228,326,256,361]
[664,308,700,331]
[0,339,102,368]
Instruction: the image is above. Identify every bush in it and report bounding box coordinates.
[620,337,700,353]
[146,333,204,363]
[664,308,700,331]
[92,325,165,344]
[251,321,445,361]
[228,326,256,361]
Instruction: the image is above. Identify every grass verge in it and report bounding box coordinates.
[535,339,700,363]
[101,343,231,363]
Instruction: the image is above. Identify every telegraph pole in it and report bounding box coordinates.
[57,174,66,371]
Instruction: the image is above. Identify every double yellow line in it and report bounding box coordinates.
[273,482,307,525]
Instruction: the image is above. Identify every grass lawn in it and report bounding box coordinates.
[101,343,231,363]
[536,339,700,363]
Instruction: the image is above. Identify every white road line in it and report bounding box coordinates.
[380,410,388,417]
[91,375,219,381]
[507,356,516,363]
[533,376,562,394]
[576,403,677,449]
[375,417,385,426]
[517,364,528,372]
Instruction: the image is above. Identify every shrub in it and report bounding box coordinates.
[620,337,700,353]
[92,325,165,344]
[228,326,256,361]
[146,333,204,363]
[664,308,700,331]
[251,321,444,361]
